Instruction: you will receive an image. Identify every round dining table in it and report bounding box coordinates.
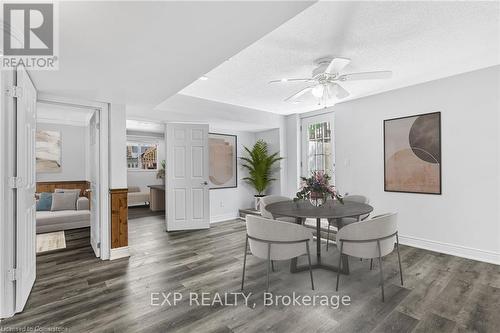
[266,199,373,275]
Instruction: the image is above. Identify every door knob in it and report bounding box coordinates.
[202,181,208,186]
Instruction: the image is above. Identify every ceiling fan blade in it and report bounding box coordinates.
[339,71,392,81]
[268,78,313,84]
[325,57,351,74]
[284,85,315,101]
[329,83,349,99]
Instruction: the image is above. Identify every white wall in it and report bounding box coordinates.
[210,130,256,222]
[255,128,282,196]
[109,104,127,189]
[334,66,500,264]
[36,123,88,182]
[284,114,301,198]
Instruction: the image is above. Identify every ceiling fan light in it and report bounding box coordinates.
[312,85,324,98]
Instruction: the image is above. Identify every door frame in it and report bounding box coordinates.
[0,70,17,318]
[37,93,110,260]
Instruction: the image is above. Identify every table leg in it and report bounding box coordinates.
[316,218,321,262]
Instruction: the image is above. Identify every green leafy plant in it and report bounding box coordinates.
[156,160,166,179]
[240,140,283,195]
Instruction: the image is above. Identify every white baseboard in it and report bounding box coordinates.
[210,213,238,224]
[109,246,130,260]
[399,235,500,265]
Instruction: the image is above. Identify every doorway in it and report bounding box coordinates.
[301,113,335,180]
[35,99,103,258]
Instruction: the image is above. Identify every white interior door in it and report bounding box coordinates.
[166,123,210,231]
[15,66,37,312]
[89,112,100,257]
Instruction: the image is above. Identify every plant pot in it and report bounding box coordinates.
[254,195,265,211]
[309,192,327,207]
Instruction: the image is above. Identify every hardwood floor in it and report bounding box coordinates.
[1,217,499,332]
[128,205,164,220]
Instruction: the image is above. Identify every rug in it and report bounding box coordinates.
[36,231,66,253]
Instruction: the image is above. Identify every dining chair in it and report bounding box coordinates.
[260,195,297,223]
[241,215,314,292]
[326,195,370,251]
[335,212,403,302]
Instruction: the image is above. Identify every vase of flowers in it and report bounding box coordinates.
[294,171,343,207]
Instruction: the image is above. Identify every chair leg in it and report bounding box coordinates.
[241,235,248,291]
[326,223,330,251]
[377,240,385,302]
[306,241,314,290]
[370,258,373,270]
[271,260,275,272]
[336,241,343,292]
[266,243,271,292]
[396,233,404,286]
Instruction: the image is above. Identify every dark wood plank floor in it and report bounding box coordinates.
[128,205,164,220]
[1,217,499,333]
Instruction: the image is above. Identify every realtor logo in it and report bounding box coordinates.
[2,2,58,70]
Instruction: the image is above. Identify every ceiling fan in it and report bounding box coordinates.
[269,57,392,103]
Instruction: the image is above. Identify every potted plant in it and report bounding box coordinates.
[240,140,283,210]
[156,160,166,185]
[294,171,343,207]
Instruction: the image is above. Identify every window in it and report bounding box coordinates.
[301,116,335,180]
[126,142,158,170]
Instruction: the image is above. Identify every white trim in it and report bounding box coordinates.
[0,70,16,319]
[399,234,500,265]
[210,213,238,224]
[109,247,130,260]
[99,103,110,260]
[36,116,89,127]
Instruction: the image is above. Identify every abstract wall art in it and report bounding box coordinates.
[384,112,441,194]
[36,130,62,173]
[209,133,237,189]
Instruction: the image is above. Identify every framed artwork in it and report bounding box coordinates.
[36,130,62,173]
[384,112,441,194]
[209,133,237,189]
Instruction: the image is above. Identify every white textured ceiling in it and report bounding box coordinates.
[29,1,313,105]
[178,1,500,114]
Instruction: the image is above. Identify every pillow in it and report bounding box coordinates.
[54,188,81,195]
[51,192,79,211]
[36,192,52,211]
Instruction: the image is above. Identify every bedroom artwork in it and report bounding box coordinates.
[209,133,237,189]
[36,130,62,173]
[384,112,441,194]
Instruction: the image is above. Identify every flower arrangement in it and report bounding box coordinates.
[294,171,343,206]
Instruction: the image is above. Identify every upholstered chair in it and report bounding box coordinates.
[260,195,297,223]
[241,215,314,292]
[335,213,403,302]
[326,194,370,251]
